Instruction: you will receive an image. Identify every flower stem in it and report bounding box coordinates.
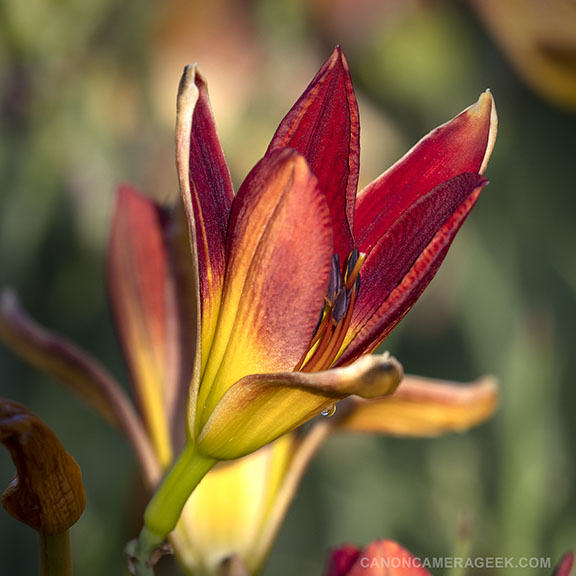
[128,443,216,573]
[40,531,72,576]
[145,443,216,536]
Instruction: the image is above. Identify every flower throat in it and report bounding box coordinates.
[296,249,365,372]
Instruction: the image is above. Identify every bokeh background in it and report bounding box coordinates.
[1,0,575,574]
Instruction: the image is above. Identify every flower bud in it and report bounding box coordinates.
[0,398,86,534]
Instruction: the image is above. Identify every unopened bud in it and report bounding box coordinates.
[0,398,86,534]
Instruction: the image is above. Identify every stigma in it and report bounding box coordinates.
[296,249,365,372]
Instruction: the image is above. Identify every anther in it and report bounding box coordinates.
[297,249,365,372]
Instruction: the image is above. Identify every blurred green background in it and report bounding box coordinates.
[1,0,575,574]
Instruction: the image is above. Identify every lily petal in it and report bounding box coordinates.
[178,65,235,370]
[266,46,359,261]
[333,540,432,575]
[0,290,159,485]
[108,184,175,466]
[197,354,403,460]
[355,91,497,252]
[0,399,86,534]
[198,150,333,432]
[177,434,296,574]
[336,374,498,436]
[340,173,488,364]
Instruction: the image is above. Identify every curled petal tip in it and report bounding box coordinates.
[176,64,200,173]
[178,64,200,97]
[348,353,404,399]
[472,90,498,173]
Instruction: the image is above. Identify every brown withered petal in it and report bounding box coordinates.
[0,399,86,534]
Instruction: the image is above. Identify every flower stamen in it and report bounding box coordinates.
[296,250,365,372]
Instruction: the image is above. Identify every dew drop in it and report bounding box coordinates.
[321,405,337,417]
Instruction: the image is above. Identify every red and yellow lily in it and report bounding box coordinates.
[0,47,497,575]
[135,47,496,554]
[166,46,497,461]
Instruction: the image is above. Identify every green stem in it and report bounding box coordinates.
[129,443,216,574]
[40,531,72,576]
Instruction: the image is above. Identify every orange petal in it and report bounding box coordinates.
[0,399,86,534]
[108,185,176,466]
[197,354,403,460]
[196,150,333,434]
[336,374,498,437]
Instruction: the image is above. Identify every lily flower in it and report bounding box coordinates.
[325,540,432,576]
[137,46,496,543]
[170,47,496,462]
[0,47,497,574]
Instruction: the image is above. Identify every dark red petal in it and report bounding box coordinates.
[339,173,488,365]
[324,545,362,576]
[266,47,359,261]
[186,68,235,354]
[355,92,496,253]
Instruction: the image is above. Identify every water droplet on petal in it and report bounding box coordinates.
[321,405,337,417]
